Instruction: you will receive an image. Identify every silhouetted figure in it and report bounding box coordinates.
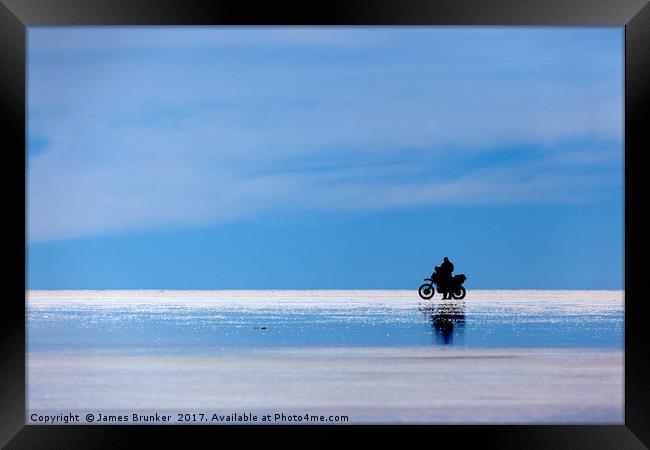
[438,257,454,299]
[419,257,467,300]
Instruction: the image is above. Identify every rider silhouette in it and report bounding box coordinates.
[438,257,454,299]
[421,257,465,301]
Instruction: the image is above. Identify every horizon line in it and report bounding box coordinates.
[25,288,625,292]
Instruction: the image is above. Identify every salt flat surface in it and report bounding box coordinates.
[28,347,622,424]
[27,290,624,424]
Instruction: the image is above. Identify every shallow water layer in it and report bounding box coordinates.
[27,290,623,351]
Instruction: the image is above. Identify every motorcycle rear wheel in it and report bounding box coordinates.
[452,286,467,300]
[418,283,435,300]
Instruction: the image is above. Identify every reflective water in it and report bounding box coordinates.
[27,290,623,351]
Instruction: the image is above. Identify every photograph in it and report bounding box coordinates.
[25,26,625,425]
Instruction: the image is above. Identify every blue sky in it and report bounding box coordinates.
[27,27,624,289]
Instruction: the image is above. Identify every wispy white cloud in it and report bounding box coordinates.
[27,27,623,242]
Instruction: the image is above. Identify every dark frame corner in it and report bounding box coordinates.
[2,0,649,448]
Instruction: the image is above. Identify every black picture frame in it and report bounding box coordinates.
[2,0,648,447]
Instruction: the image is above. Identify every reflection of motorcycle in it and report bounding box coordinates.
[419,301,466,345]
[418,273,467,300]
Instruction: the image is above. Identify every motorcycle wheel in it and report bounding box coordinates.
[452,286,467,300]
[418,283,435,300]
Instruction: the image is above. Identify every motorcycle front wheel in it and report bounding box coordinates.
[418,283,435,300]
[452,286,467,300]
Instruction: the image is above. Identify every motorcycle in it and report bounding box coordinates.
[418,273,467,300]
